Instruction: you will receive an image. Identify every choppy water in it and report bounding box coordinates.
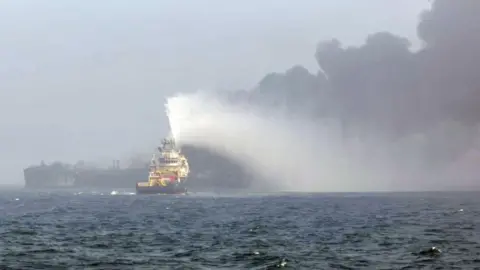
[0,190,479,269]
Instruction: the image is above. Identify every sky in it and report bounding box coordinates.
[0,0,430,184]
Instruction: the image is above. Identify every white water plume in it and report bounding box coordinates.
[164,90,480,192]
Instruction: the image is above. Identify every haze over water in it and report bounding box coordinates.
[1,0,429,186]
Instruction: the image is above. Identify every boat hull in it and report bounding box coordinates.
[136,183,187,195]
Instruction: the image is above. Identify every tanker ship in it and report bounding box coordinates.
[136,137,190,194]
[23,160,149,189]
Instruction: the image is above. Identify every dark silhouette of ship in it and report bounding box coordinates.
[23,159,149,189]
[23,146,259,190]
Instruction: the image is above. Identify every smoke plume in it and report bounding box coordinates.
[166,0,480,192]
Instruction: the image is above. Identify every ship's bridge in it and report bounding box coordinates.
[151,137,187,168]
[157,156,181,166]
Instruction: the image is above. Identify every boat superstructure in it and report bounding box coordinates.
[136,137,190,194]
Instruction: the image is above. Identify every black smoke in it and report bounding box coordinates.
[219,0,480,165]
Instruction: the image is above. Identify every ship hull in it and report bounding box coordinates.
[136,183,187,195]
[24,166,149,189]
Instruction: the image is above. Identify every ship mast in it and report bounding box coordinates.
[158,136,178,152]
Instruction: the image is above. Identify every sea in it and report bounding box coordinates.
[0,189,479,269]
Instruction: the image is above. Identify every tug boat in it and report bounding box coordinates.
[136,137,189,194]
